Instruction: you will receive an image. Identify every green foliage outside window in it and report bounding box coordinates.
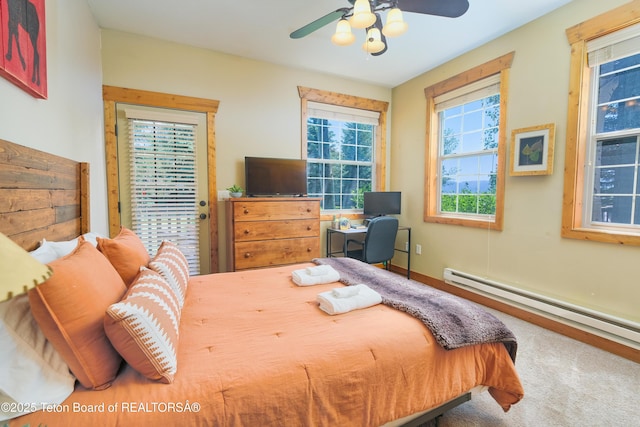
[441,191,496,215]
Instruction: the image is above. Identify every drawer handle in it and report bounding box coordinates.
[244,229,250,235]
[306,226,312,231]
[244,209,250,214]
[306,208,311,212]
[244,252,251,258]
[307,248,312,252]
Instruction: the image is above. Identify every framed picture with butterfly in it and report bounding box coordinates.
[0,0,47,99]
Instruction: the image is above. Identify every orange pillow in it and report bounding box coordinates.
[105,268,181,383]
[97,227,150,286]
[148,241,190,308]
[28,240,127,390]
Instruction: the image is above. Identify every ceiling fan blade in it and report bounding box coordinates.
[290,9,349,39]
[370,13,387,57]
[399,0,470,18]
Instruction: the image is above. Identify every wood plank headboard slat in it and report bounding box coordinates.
[0,163,77,190]
[0,139,78,173]
[0,139,90,250]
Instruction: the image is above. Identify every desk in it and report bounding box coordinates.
[326,226,411,278]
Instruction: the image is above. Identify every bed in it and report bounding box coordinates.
[0,138,524,426]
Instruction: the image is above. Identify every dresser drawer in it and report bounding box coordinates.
[233,200,319,222]
[234,219,319,242]
[234,238,320,270]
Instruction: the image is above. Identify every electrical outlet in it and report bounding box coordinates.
[405,241,409,251]
[416,244,422,255]
[218,190,230,200]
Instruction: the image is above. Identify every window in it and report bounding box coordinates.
[306,103,377,210]
[437,77,500,217]
[564,3,640,245]
[424,53,514,230]
[587,35,640,228]
[298,87,389,215]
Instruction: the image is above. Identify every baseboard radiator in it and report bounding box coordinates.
[443,268,640,349]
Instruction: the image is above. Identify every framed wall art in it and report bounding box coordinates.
[510,123,555,176]
[0,0,47,99]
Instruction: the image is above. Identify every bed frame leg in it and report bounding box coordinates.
[399,392,470,427]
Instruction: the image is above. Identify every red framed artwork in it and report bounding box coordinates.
[0,0,47,99]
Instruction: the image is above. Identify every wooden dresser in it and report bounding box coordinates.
[225,197,321,271]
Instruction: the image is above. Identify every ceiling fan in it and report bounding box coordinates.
[290,0,470,56]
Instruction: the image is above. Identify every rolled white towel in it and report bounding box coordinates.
[305,265,336,276]
[317,284,382,315]
[331,284,365,298]
[292,267,340,286]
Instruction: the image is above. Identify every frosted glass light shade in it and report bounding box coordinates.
[383,8,408,37]
[362,28,385,54]
[331,19,356,46]
[0,232,52,301]
[350,0,376,29]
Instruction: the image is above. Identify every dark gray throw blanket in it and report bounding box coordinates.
[314,257,518,363]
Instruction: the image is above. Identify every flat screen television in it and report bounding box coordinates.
[363,191,401,216]
[244,157,308,197]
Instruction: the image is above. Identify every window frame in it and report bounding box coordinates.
[423,52,514,230]
[298,86,389,220]
[563,2,640,245]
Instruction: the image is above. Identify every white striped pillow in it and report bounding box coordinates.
[104,268,181,383]
[148,241,189,308]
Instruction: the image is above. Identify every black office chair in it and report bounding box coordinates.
[346,216,399,270]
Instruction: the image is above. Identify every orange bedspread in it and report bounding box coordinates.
[12,263,523,426]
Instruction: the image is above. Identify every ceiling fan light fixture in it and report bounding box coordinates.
[331,19,356,46]
[350,0,376,29]
[290,0,470,56]
[382,8,408,37]
[362,27,385,54]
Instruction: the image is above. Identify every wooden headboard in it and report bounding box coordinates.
[0,139,90,251]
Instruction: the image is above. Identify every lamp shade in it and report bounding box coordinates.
[382,8,408,37]
[350,0,376,29]
[362,27,385,54]
[331,19,356,46]
[0,232,52,301]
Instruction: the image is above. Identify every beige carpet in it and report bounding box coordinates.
[435,308,640,427]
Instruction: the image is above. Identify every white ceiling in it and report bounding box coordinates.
[86,0,573,88]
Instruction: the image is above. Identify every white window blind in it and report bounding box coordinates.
[127,117,200,274]
[587,23,640,67]
[434,75,501,112]
[307,101,380,125]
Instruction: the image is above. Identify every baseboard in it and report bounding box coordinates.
[389,264,640,364]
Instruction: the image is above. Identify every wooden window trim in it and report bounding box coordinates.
[298,86,389,221]
[102,85,221,270]
[423,52,514,230]
[563,1,640,245]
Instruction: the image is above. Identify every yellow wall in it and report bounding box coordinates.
[390,0,639,323]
